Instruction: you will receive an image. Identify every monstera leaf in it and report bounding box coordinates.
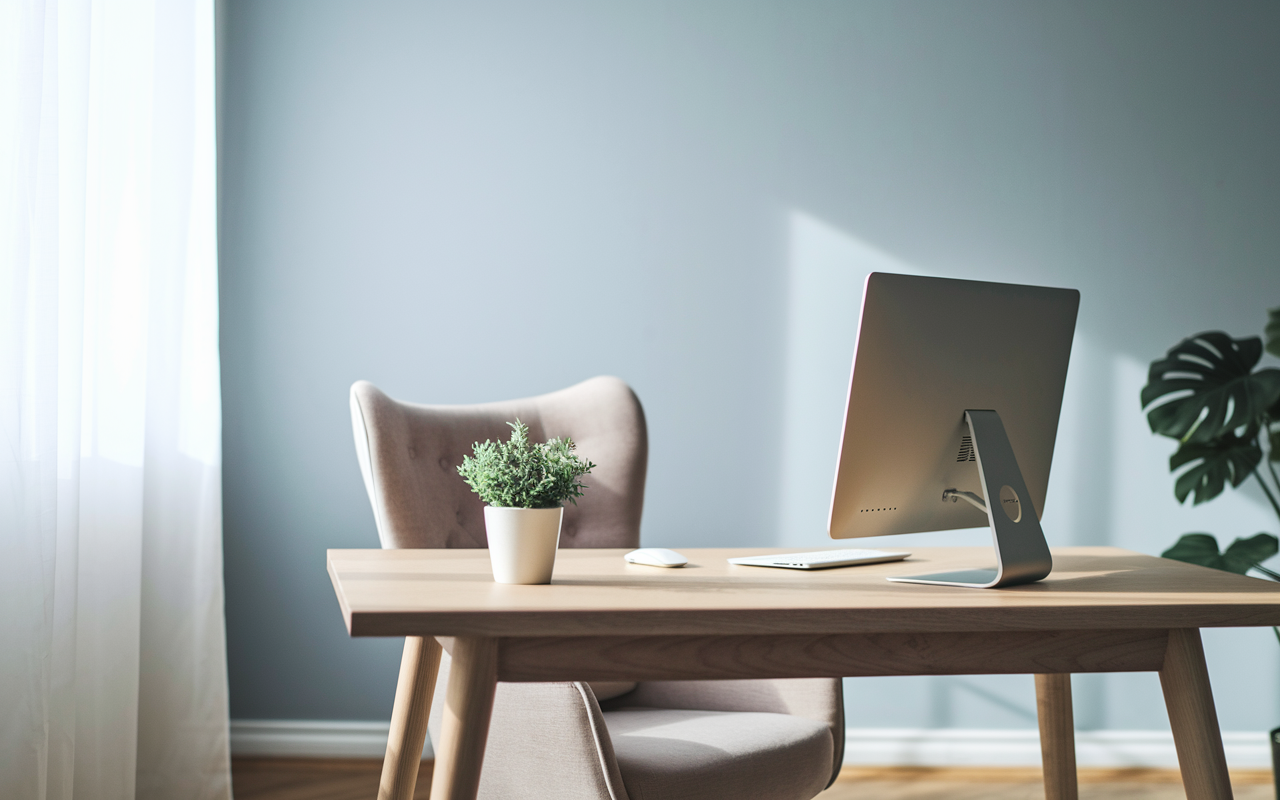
[1267,307,1280,359]
[1261,309,1280,461]
[1170,437,1262,504]
[1162,532,1279,576]
[1141,332,1280,444]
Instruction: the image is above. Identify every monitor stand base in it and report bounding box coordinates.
[889,568,1000,589]
[887,409,1053,590]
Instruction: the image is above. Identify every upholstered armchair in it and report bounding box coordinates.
[350,376,844,800]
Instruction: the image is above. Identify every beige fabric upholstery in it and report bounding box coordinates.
[622,679,845,788]
[350,376,647,549]
[428,648,632,800]
[605,708,833,800]
[481,681,631,800]
[351,377,844,800]
[428,648,836,800]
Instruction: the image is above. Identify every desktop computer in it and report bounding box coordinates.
[732,272,1079,588]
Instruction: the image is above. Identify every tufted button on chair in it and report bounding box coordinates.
[350,376,845,800]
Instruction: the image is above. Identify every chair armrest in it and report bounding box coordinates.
[429,643,631,800]
[621,679,845,788]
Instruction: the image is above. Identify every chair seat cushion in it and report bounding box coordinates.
[603,708,834,800]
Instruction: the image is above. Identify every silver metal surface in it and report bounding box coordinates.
[827,273,1078,588]
[891,568,999,587]
[890,410,1053,588]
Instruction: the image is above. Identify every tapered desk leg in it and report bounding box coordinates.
[1160,629,1233,800]
[379,636,443,800]
[1035,673,1078,800]
[429,637,499,800]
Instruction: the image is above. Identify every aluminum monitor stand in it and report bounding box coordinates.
[888,409,1053,589]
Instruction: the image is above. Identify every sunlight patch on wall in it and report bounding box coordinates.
[776,211,929,547]
[1036,331,1103,549]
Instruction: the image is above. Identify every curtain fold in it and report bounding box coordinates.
[0,1,231,799]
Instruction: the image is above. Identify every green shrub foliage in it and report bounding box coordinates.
[457,420,596,509]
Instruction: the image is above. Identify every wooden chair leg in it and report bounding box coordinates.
[1160,628,1233,800]
[429,637,499,800]
[379,636,444,800]
[1036,673,1078,800]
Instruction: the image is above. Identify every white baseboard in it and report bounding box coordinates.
[230,720,433,759]
[843,729,1271,770]
[230,721,1270,770]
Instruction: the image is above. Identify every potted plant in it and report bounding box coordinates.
[1141,306,1280,787]
[457,419,595,584]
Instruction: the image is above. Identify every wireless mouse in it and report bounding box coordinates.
[624,548,688,568]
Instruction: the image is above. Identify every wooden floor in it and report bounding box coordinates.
[231,759,1274,800]
[232,759,431,800]
[821,767,1273,800]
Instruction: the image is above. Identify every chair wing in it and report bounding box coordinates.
[349,376,647,549]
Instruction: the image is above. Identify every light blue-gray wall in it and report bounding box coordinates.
[219,0,1280,731]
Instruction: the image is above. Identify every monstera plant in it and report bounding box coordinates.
[1142,308,1280,784]
[1141,308,1280,580]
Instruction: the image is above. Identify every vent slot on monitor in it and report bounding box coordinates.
[956,436,976,462]
[859,507,898,513]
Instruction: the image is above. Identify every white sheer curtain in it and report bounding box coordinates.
[0,1,231,799]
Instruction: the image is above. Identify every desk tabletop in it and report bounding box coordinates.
[327,546,1280,637]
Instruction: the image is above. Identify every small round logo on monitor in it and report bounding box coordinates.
[999,485,1022,523]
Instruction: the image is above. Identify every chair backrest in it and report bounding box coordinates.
[350,376,647,549]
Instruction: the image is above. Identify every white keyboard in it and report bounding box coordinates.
[727,548,911,570]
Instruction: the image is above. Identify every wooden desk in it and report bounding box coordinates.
[327,546,1280,800]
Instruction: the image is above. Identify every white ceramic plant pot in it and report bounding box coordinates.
[483,506,564,585]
